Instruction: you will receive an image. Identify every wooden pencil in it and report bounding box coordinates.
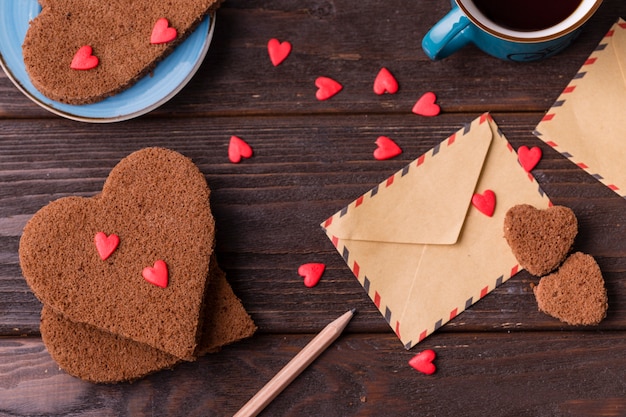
[233,309,356,417]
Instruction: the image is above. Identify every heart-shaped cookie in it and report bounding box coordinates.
[267,38,292,66]
[142,260,169,288]
[517,145,542,172]
[373,136,402,160]
[19,148,215,360]
[22,0,221,104]
[94,232,120,261]
[40,256,257,383]
[412,92,441,117]
[150,18,178,45]
[373,67,399,95]
[70,45,99,70]
[315,76,343,100]
[298,263,326,288]
[503,204,577,276]
[228,136,254,163]
[472,189,496,217]
[409,349,437,375]
[533,252,608,325]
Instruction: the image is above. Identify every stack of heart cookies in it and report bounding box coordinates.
[504,204,608,326]
[19,148,256,383]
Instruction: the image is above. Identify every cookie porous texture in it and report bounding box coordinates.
[20,148,215,361]
[533,252,608,326]
[22,0,222,104]
[195,257,257,357]
[503,204,578,276]
[41,257,256,383]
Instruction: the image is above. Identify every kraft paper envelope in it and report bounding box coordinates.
[535,18,626,197]
[321,113,550,349]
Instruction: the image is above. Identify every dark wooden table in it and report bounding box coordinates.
[3,1,626,416]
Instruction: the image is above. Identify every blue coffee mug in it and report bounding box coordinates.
[422,0,603,62]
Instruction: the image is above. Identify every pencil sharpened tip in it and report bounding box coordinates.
[350,308,357,314]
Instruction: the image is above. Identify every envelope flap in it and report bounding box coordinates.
[324,119,493,245]
[534,19,626,199]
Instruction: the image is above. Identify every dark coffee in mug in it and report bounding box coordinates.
[472,0,583,31]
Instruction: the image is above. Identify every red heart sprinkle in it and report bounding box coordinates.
[373,67,399,95]
[228,136,253,163]
[70,45,99,70]
[298,263,326,288]
[94,232,119,261]
[374,136,402,160]
[472,189,496,217]
[150,18,177,44]
[267,38,292,66]
[409,349,437,375]
[142,260,169,288]
[315,76,343,101]
[412,92,440,117]
[517,145,542,172]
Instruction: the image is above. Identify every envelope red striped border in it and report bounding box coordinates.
[323,113,548,349]
[534,22,625,196]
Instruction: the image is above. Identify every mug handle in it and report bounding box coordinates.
[422,6,472,60]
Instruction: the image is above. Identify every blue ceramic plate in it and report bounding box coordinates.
[0,1,214,122]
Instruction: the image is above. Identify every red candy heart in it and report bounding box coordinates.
[373,136,402,160]
[315,76,343,101]
[412,92,440,117]
[373,67,399,95]
[228,136,253,163]
[298,263,326,288]
[94,232,119,261]
[150,18,177,44]
[267,38,292,66]
[409,349,437,375]
[70,45,99,70]
[142,260,169,288]
[518,145,542,172]
[472,189,496,217]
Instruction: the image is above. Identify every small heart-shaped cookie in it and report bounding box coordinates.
[150,18,178,45]
[412,92,440,117]
[142,260,169,288]
[70,45,99,70]
[472,189,496,217]
[228,136,253,163]
[94,232,120,261]
[517,145,542,172]
[409,349,437,375]
[315,76,343,100]
[373,67,398,95]
[533,252,608,325]
[298,263,326,288]
[23,0,221,104]
[503,204,577,276]
[20,148,215,360]
[373,136,402,160]
[267,38,292,66]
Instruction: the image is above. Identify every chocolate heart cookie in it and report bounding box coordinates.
[41,256,257,383]
[533,252,608,325]
[503,204,577,276]
[22,0,221,104]
[20,148,215,360]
